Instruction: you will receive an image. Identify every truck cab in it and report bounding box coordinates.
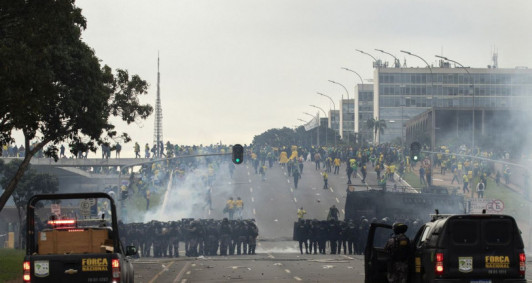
[365,214,526,283]
[24,192,137,283]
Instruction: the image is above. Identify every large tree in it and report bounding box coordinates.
[0,0,153,212]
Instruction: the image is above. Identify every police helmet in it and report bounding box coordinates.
[392,222,408,234]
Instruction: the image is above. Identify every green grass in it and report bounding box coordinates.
[403,171,424,190]
[0,248,25,282]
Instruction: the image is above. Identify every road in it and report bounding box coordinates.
[133,252,365,283]
[131,159,384,283]
[186,159,380,241]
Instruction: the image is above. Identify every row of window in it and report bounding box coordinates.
[379,85,532,96]
[379,96,531,108]
[379,72,532,85]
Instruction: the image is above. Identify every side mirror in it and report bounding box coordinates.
[125,245,137,256]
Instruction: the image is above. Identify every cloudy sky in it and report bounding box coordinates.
[74,0,532,149]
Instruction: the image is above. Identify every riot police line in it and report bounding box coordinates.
[293,217,422,255]
[119,218,259,257]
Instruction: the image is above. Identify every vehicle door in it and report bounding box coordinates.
[410,224,431,283]
[364,222,392,283]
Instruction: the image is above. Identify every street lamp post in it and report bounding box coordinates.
[317,92,337,147]
[356,49,378,67]
[304,112,319,147]
[435,55,475,151]
[375,49,400,68]
[329,80,350,143]
[341,68,364,144]
[311,105,328,146]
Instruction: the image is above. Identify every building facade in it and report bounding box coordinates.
[374,64,532,143]
[339,99,355,141]
[356,84,374,144]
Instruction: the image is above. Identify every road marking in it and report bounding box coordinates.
[250,187,253,192]
[287,180,290,183]
[294,197,297,203]
[253,209,256,215]
[342,209,345,214]
[208,210,211,216]
[186,271,191,275]
[149,261,176,283]
[336,197,340,203]
[247,172,250,176]
[290,188,293,193]
[294,276,302,281]
[251,197,254,202]
[172,261,191,283]
[329,187,334,192]
[285,269,291,274]
[248,179,251,183]
[181,280,187,283]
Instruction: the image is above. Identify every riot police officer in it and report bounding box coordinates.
[385,223,411,283]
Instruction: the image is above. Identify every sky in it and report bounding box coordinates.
[68,0,532,150]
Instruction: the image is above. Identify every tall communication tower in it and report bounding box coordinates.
[153,54,163,158]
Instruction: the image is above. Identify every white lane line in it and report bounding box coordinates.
[253,209,256,215]
[251,197,254,202]
[294,276,302,281]
[247,172,250,176]
[250,187,253,192]
[181,280,187,283]
[294,197,297,203]
[336,197,340,203]
[287,180,290,183]
[342,209,345,214]
[186,271,191,275]
[285,269,291,274]
[248,179,251,183]
[290,188,293,193]
[208,210,211,216]
[329,187,334,192]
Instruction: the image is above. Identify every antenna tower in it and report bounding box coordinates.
[154,54,163,158]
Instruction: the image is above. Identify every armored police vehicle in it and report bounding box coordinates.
[365,213,526,283]
[24,193,137,283]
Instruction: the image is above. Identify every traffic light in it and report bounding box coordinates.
[410,142,421,162]
[232,144,244,164]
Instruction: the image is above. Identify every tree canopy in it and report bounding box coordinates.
[0,0,153,212]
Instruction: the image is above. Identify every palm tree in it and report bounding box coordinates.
[366,118,387,144]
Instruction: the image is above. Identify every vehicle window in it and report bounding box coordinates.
[450,220,478,245]
[416,225,432,248]
[484,219,512,245]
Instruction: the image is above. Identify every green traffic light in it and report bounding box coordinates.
[236,158,240,163]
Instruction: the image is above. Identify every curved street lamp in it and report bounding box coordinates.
[375,49,400,68]
[318,92,337,146]
[311,104,328,146]
[342,68,364,143]
[329,80,350,143]
[356,49,378,63]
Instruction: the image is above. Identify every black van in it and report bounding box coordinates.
[365,214,526,283]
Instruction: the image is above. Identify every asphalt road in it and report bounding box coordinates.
[132,252,365,283]
[130,160,379,282]
[189,159,379,241]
